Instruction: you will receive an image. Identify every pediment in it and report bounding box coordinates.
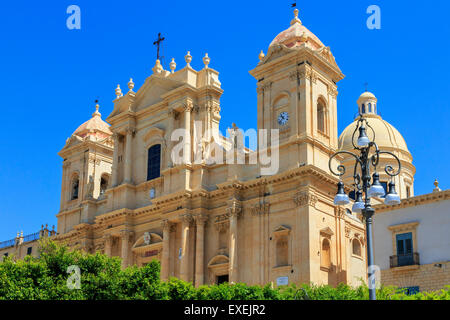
[132,232,163,250]
[273,225,291,237]
[314,46,342,73]
[260,44,295,64]
[143,126,165,144]
[208,254,229,267]
[320,227,334,238]
[133,75,184,112]
[60,135,83,151]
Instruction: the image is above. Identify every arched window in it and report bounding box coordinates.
[100,174,109,195]
[71,175,79,200]
[352,239,361,256]
[321,239,331,269]
[361,104,366,114]
[368,103,372,113]
[147,144,161,181]
[317,99,326,133]
[276,236,289,267]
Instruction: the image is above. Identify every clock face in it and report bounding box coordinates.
[278,112,289,126]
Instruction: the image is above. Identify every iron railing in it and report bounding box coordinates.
[390,253,420,268]
[22,232,41,243]
[0,239,15,249]
[0,230,54,249]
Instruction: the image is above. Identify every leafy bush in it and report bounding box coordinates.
[0,240,448,300]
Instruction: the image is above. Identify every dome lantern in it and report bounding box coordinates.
[357,91,378,115]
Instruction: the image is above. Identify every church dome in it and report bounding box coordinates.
[339,91,409,153]
[338,91,415,200]
[338,114,409,153]
[269,9,325,50]
[72,104,112,139]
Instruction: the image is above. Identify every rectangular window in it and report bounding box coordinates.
[147,144,161,181]
[396,232,413,266]
[406,186,411,198]
[27,247,32,255]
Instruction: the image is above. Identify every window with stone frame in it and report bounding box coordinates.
[147,144,161,181]
[352,238,362,257]
[321,238,331,270]
[100,174,109,195]
[71,174,79,200]
[272,225,291,269]
[317,98,327,134]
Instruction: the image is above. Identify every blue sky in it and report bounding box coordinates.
[0,0,449,239]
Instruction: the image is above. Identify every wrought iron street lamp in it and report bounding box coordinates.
[328,115,402,300]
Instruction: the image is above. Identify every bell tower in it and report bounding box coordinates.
[249,9,344,173]
[58,103,114,233]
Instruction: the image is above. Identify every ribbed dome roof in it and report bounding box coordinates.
[269,9,325,50]
[338,114,409,153]
[72,104,112,139]
[358,91,376,100]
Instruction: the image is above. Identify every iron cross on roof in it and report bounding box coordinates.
[153,32,165,61]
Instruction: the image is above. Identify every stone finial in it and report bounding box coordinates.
[92,101,101,117]
[20,231,23,237]
[115,84,122,98]
[170,58,176,73]
[128,78,134,92]
[203,53,210,69]
[433,179,441,193]
[185,51,192,67]
[152,59,163,74]
[258,50,265,62]
[290,8,302,25]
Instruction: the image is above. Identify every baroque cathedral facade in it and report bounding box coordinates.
[54,9,415,287]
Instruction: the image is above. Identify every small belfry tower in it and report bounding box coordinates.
[57,102,114,233]
[249,9,344,173]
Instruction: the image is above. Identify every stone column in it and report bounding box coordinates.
[161,219,171,281]
[120,230,134,268]
[184,102,193,164]
[194,214,208,287]
[111,133,120,187]
[124,128,134,184]
[167,109,175,167]
[104,234,113,256]
[227,200,242,283]
[180,214,193,282]
[60,162,70,209]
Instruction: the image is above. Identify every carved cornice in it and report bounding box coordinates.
[250,202,270,216]
[293,191,318,208]
[374,190,450,213]
[226,199,242,218]
[214,213,230,232]
[194,214,208,226]
[180,213,194,226]
[345,226,350,238]
[161,219,172,231]
[335,207,346,219]
[183,101,194,113]
[120,230,135,242]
